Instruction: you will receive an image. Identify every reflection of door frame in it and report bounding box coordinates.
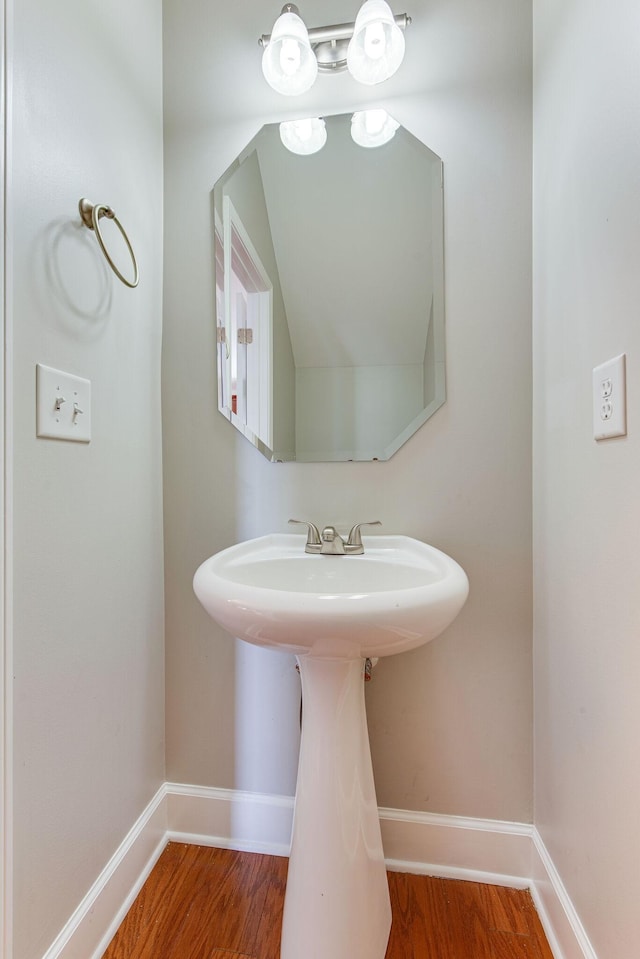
[1,0,13,952]
[214,213,228,416]
[222,196,273,450]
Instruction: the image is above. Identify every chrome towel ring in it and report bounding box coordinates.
[78,198,139,288]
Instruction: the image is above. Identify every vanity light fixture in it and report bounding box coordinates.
[261,5,318,95]
[260,2,410,96]
[346,1,406,85]
[351,108,399,147]
[279,117,327,154]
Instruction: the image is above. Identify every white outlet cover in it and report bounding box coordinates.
[593,354,626,441]
[36,364,92,443]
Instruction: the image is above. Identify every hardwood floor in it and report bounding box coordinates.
[101,843,554,959]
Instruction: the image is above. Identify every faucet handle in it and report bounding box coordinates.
[288,518,322,547]
[346,521,382,551]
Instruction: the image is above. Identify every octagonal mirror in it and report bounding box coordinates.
[212,112,445,462]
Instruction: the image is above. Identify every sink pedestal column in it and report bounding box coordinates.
[280,656,391,959]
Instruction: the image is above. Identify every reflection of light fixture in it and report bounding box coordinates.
[351,109,399,147]
[259,3,410,95]
[278,112,400,153]
[280,117,327,154]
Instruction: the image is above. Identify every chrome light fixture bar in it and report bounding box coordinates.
[260,2,411,94]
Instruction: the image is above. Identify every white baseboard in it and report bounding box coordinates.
[380,806,534,888]
[165,782,293,857]
[530,828,598,959]
[41,786,168,959]
[164,783,535,886]
[39,783,598,959]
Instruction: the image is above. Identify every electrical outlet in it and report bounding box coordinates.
[593,354,626,440]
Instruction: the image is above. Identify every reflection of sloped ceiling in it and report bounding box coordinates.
[254,113,441,369]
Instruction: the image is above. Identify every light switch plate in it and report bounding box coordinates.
[593,354,626,440]
[36,364,91,442]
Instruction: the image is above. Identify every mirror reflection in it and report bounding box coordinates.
[213,112,445,462]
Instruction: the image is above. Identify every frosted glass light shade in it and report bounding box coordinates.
[346,0,405,85]
[351,109,400,147]
[280,117,327,155]
[262,10,318,96]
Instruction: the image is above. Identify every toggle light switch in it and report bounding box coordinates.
[36,364,92,442]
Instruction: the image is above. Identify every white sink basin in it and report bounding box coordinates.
[193,533,469,658]
[193,532,468,959]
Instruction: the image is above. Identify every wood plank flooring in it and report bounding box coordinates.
[101,843,555,959]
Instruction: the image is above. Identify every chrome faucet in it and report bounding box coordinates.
[289,519,381,555]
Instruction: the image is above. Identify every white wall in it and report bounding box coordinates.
[163,0,533,823]
[8,1,165,957]
[533,1,640,956]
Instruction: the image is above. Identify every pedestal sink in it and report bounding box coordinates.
[193,533,469,959]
